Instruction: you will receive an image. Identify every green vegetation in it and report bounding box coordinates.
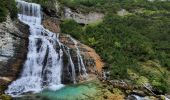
[60,0,170,94]
[0,0,17,22]
[58,0,170,13]
[0,1,8,22]
[58,0,120,13]
[0,85,11,100]
[0,94,12,100]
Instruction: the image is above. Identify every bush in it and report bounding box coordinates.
[0,0,8,22]
[7,0,18,19]
[61,12,170,93]
[0,0,17,22]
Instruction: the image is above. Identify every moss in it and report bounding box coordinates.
[0,94,12,100]
[0,85,6,92]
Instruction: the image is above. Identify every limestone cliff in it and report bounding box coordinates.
[0,14,104,93]
[0,16,29,93]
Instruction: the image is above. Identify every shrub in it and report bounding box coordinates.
[0,0,17,22]
[61,12,170,93]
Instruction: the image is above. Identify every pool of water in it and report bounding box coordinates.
[15,80,103,100]
[40,82,101,100]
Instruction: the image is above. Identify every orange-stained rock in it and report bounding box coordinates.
[42,14,60,33]
[81,44,104,73]
[58,34,104,76]
[41,13,104,82]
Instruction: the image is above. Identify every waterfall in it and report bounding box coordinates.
[5,0,64,96]
[70,37,88,78]
[66,48,76,84]
[5,0,88,96]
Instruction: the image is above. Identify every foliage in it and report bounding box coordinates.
[0,0,8,22]
[61,0,170,93]
[60,20,83,39]
[58,0,170,13]
[7,0,18,19]
[58,0,121,13]
[0,0,17,22]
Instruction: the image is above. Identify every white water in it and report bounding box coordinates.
[66,48,76,84]
[70,37,88,78]
[133,95,144,100]
[129,95,170,100]
[5,0,64,96]
[5,0,88,96]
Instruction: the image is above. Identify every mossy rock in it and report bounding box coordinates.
[0,94,12,100]
[0,85,6,93]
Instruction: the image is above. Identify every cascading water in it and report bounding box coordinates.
[70,37,88,78]
[5,0,88,96]
[66,48,76,84]
[5,0,64,96]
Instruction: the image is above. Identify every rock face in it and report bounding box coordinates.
[63,7,104,25]
[43,14,60,33]
[117,9,129,16]
[0,14,104,93]
[43,16,104,83]
[59,34,104,83]
[0,16,29,92]
[0,13,103,94]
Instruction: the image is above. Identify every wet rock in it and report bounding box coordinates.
[165,95,170,99]
[42,14,104,83]
[127,95,137,100]
[130,90,146,97]
[58,34,104,83]
[127,95,154,100]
